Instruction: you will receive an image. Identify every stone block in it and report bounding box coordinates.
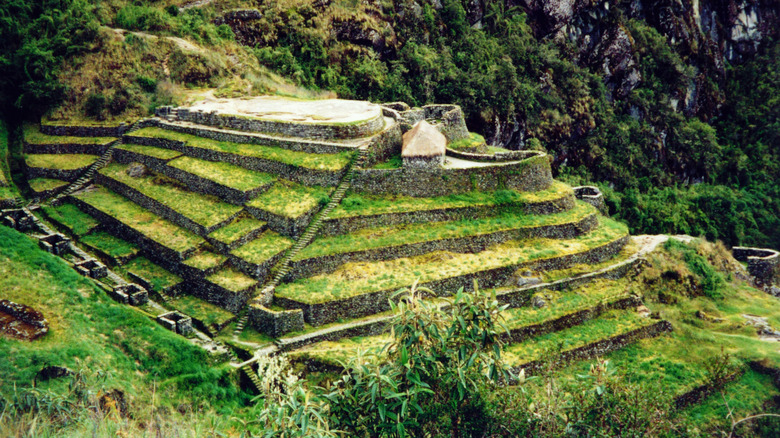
[157,311,193,336]
[38,233,70,256]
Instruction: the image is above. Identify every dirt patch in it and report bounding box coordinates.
[0,299,49,341]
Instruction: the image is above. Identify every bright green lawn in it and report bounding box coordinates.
[100,163,242,228]
[73,186,204,253]
[115,143,182,160]
[26,153,98,169]
[168,156,276,191]
[231,230,293,265]
[41,203,100,236]
[208,217,266,245]
[331,181,573,219]
[29,178,68,193]
[170,295,235,327]
[247,180,330,218]
[132,127,352,171]
[276,218,628,304]
[296,202,596,260]
[81,231,140,259]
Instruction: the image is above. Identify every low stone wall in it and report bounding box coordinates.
[673,371,743,409]
[23,141,113,155]
[41,123,129,137]
[278,234,629,326]
[352,154,552,197]
[361,119,402,168]
[278,314,395,351]
[0,299,49,340]
[508,320,673,380]
[172,108,385,140]
[504,297,643,343]
[123,133,346,187]
[207,224,267,254]
[288,214,598,280]
[96,172,240,236]
[574,186,606,214]
[192,279,256,314]
[25,164,88,182]
[30,182,68,200]
[230,250,285,281]
[158,163,272,206]
[445,148,538,163]
[248,304,305,338]
[320,194,576,237]
[246,204,320,239]
[68,195,196,261]
[149,118,356,155]
[733,246,780,283]
[112,146,174,174]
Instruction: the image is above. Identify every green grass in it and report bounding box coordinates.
[276,217,629,304]
[208,217,266,245]
[295,202,596,261]
[23,124,116,145]
[168,156,277,191]
[247,180,330,218]
[371,154,402,169]
[81,231,140,259]
[231,230,293,265]
[100,163,242,228]
[115,143,183,160]
[183,251,227,271]
[170,295,235,328]
[26,153,99,169]
[0,120,14,190]
[290,334,392,367]
[536,238,640,283]
[0,225,243,417]
[132,127,352,171]
[41,203,100,236]
[448,132,487,151]
[502,309,653,365]
[206,267,257,292]
[120,256,182,292]
[28,178,68,193]
[73,186,204,253]
[500,278,634,329]
[331,181,573,219]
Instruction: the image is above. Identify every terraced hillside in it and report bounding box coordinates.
[7,99,673,395]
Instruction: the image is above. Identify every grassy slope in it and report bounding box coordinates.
[0,225,250,436]
[0,120,19,200]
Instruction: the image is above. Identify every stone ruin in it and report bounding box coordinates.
[157,311,193,336]
[0,299,48,341]
[38,233,71,255]
[109,283,148,306]
[75,259,108,279]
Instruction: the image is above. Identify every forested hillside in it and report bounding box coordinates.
[0,0,777,247]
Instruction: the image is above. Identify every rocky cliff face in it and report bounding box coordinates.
[510,0,778,119]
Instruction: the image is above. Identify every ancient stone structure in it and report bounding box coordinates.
[157,311,194,335]
[401,121,446,168]
[0,299,48,340]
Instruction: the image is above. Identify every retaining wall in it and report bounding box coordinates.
[148,118,356,154]
[41,123,129,137]
[352,154,552,197]
[95,172,240,236]
[230,250,286,281]
[191,279,256,314]
[171,108,385,140]
[68,195,197,262]
[23,141,113,156]
[248,304,305,338]
[361,119,402,168]
[277,234,629,326]
[508,320,673,380]
[112,146,177,174]
[123,134,346,187]
[733,246,780,283]
[445,148,537,163]
[320,193,576,236]
[288,213,599,280]
[25,164,90,182]
[574,186,606,214]
[245,204,320,239]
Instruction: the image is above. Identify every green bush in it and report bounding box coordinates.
[84,92,106,119]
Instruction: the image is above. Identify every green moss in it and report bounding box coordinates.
[81,231,140,259]
[247,180,330,219]
[170,295,235,328]
[41,203,100,236]
[115,143,182,160]
[120,256,182,292]
[183,251,227,271]
[231,230,293,265]
[132,127,352,171]
[100,163,242,228]
[168,155,276,191]
[207,267,257,292]
[296,202,596,261]
[28,178,68,193]
[23,124,116,145]
[73,186,204,253]
[276,218,628,304]
[208,217,266,245]
[502,309,652,365]
[449,132,487,152]
[332,181,573,219]
[26,153,99,169]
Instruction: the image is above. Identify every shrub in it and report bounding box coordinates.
[84,92,106,119]
[136,75,157,93]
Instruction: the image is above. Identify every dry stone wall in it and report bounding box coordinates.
[733,246,779,283]
[41,123,129,137]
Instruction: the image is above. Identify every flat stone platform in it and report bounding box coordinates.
[174,96,385,140]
